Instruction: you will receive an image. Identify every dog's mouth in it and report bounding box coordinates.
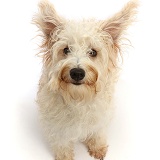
[72,82,83,85]
[60,78,84,86]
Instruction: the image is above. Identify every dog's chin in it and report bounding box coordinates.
[59,80,97,104]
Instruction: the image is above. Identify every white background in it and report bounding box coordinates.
[0,0,160,160]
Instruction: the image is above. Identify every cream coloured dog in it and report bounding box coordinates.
[33,0,138,159]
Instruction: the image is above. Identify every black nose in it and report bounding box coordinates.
[70,68,85,81]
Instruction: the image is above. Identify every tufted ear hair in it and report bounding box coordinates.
[33,0,63,39]
[101,0,138,43]
[32,0,64,66]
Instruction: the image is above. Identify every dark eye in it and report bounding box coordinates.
[88,49,97,57]
[63,47,70,55]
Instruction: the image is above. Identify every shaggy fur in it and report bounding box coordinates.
[33,0,138,159]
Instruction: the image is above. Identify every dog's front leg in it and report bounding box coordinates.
[53,143,74,160]
[84,131,108,160]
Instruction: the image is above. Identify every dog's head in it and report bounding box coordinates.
[33,0,137,103]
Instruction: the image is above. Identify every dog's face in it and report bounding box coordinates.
[48,21,111,102]
[33,0,137,103]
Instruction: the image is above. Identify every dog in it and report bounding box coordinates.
[33,0,138,159]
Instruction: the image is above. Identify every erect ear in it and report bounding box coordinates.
[101,0,138,43]
[33,0,63,39]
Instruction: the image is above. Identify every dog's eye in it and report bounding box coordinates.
[88,49,97,57]
[63,47,70,55]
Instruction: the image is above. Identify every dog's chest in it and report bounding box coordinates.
[49,101,108,131]
[40,94,111,141]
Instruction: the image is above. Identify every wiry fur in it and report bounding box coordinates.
[33,0,138,159]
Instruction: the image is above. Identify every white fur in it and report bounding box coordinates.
[37,19,114,146]
[33,0,138,159]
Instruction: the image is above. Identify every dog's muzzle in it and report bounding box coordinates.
[70,68,85,85]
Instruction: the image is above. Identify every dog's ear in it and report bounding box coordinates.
[33,0,64,66]
[33,0,62,38]
[101,0,138,43]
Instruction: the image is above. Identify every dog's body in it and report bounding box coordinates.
[33,0,138,159]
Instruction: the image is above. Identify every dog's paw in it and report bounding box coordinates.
[88,146,108,159]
